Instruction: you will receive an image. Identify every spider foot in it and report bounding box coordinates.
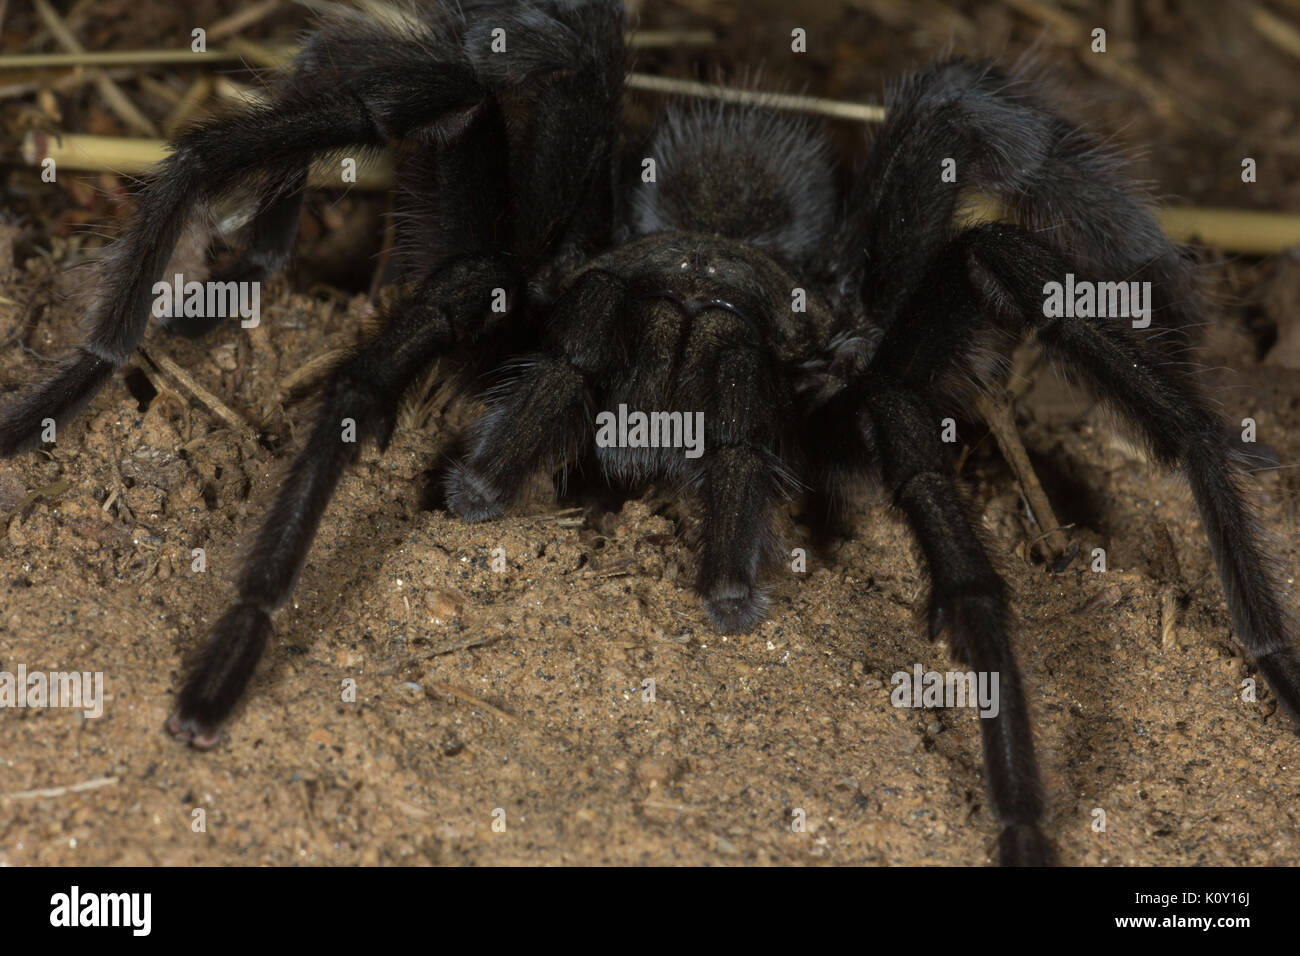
[997,824,1056,866]
[165,711,223,751]
[705,582,767,634]
[0,349,115,456]
[446,462,505,522]
[167,603,272,751]
[1255,646,1300,723]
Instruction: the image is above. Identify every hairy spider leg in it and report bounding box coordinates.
[169,257,510,747]
[167,0,628,746]
[830,59,1197,344]
[865,381,1052,865]
[964,223,1300,720]
[445,269,630,520]
[0,28,487,453]
[169,170,308,339]
[675,307,793,633]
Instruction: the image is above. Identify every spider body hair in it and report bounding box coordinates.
[632,103,836,267]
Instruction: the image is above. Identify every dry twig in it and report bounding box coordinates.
[0,776,119,801]
[1251,5,1300,60]
[30,0,158,136]
[138,346,259,442]
[975,389,1070,564]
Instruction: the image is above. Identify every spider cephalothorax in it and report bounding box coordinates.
[3,0,1297,867]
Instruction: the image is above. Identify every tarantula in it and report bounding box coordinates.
[3,0,1298,866]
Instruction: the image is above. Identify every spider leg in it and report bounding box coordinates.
[168,255,511,748]
[832,58,1195,342]
[0,23,487,454]
[168,1,628,746]
[456,282,795,634]
[167,168,308,339]
[865,380,1052,865]
[222,174,307,284]
[960,223,1300,719]
[588,300,793,633]
[446,269,629,520]
[687,320,793,633]
[823,228,1054,863]
[829,63,1295,859]
[696,443,781,633]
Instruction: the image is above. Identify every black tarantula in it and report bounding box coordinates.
[4,0,1298,866]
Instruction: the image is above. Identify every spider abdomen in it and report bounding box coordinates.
[632,104,836,268]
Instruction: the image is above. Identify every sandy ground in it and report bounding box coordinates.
[2,1,1300,866]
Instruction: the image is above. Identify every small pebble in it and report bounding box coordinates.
[636,755,675,786]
